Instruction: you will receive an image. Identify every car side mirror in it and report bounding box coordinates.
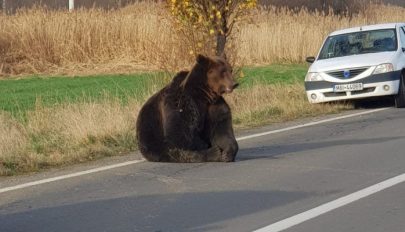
[306,56,316,63]
[402,47,405,52]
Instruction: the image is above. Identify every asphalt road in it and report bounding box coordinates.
[1,107,405,232]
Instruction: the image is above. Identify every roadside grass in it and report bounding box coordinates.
[0,65,352,175]
[0,100,142,176]
[229,84,350,128]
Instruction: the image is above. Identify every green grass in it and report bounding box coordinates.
[0,72,169,116]
[239,64,308,87]
[0,64,308,116]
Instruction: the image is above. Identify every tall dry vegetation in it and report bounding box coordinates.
[0,3,190,75]
[0,2,404,76]
[237,5,405,65]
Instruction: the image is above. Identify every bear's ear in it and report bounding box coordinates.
[196,54,212,67]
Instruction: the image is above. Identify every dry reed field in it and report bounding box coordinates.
[0,3,189,76]
[237,5,405,65]
[0,2,404,76]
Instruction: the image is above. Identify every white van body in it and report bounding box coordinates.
[305,23,405,107]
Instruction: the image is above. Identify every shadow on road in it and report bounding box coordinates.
[352,96,395,109]
[237,136,405,161]
[0,190,311,232]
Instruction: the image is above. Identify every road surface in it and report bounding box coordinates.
[1,107,405,232]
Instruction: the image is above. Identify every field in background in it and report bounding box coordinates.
[0,2,404,76]
[0,65,352,175]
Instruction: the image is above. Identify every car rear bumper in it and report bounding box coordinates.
[305,70,401,103]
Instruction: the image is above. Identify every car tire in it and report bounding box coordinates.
[394,72,405,108]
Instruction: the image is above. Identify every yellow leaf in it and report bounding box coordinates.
[239,70,245,78]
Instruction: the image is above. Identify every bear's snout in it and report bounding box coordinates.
[224,83,239,93]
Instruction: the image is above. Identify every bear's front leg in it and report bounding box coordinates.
[206,97,239,162]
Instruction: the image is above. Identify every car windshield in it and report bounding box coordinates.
[318,29,397,60]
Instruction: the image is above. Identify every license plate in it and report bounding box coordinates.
[334,83,363,92]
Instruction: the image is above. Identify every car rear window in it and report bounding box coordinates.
[318,29,398,60]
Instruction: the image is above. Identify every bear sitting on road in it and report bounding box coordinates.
[136,54,239,162]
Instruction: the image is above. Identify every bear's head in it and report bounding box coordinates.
[203,55,239,95]
[182,54,238,99]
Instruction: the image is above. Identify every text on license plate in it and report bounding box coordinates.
[334,83,363,92]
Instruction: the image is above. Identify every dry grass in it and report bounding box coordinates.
[0,114,29,167]
[0,99,142,175]
[228,83,351,128]
[0,82,351,175]
[0,3,404,76]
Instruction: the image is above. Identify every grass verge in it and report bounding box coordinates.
[0,65,352,175]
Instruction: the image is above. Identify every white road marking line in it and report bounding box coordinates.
[0,108,389,194]
[253,172,405,232]
[0,160,144,194]
[237,108,389,141]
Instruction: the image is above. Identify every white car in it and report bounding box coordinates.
[305,23,405,107]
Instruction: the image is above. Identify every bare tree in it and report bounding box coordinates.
[168,0,257,56]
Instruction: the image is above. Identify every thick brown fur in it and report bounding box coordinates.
[136,54,238,162]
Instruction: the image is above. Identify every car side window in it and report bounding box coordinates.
[400,27,405,48]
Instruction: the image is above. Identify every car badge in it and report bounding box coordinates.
[343,70,351,78]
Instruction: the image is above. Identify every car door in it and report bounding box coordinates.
[397,27,405,70]
[400,27,405,50]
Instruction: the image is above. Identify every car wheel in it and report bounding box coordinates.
[394,73,405,108]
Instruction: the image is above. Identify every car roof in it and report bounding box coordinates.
[329,23,405,36]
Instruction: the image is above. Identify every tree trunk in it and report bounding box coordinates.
[216,12,228,57]
[2,0,6,14]
[216,34,226,56]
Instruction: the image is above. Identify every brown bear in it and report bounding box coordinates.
[136,54,238,162]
